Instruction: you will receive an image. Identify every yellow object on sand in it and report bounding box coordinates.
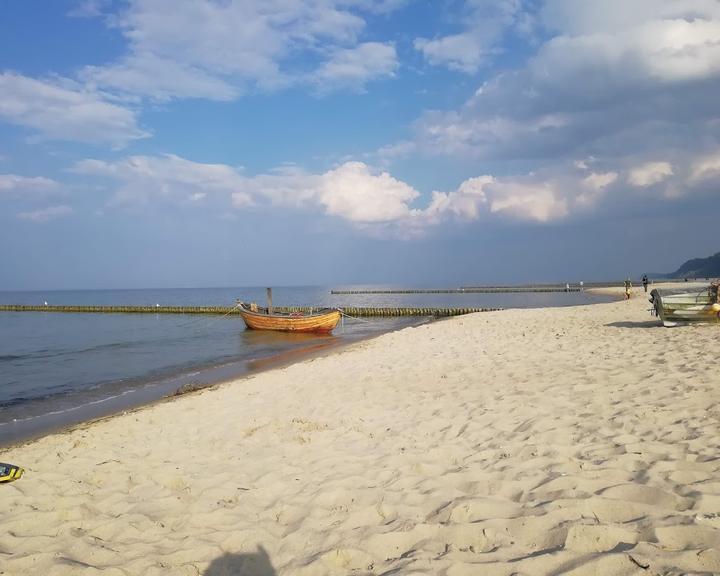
[0,462,24,483]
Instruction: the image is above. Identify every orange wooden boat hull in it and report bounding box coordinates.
[238,305,341,333]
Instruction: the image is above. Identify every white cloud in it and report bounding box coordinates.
[689,151,720,183]
[231,165,321,209]
[0,72,148,147]
[73,154,251,206]
[423,176,492,222]
[583,171,618,191]
[235,162,419,222]
[487,180,568,222]
[82,0,402,100]
[72,155,419,223]
[414,0,530,73]
[17,205,73,223]
[541,0,720,35]
[74,151,719,234]
[416,110,568,157]
[373,140,416,167]
[82,54,240,102]
[414,33,488,74]
[574,171,619,208]
[319,162,417,222]
[0,174,59,193]
[574,157,597,171]
[67,153,608,230]
[419,172,572,224]
[313,43,398,91]
[533,18,720,86]
[628,162,674,187]
[410,1,720,171]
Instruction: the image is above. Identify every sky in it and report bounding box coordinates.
[1,0,719,290]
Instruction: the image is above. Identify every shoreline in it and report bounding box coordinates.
[4,285,718,574]
[0,293,614,449]
[0,336,350,451]
[0,318,429,449]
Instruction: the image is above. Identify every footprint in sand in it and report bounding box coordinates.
[564,523,638,553]
[448,497,524,523]
[600,483,693,511]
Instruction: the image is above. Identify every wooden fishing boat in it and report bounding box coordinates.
[237,301,341,333]
[649,283,720,327]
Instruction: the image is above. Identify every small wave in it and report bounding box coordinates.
[0,354,24,362]
[0,396,32,408]
[0,389,136,426]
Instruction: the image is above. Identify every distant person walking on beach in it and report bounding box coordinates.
[624,278,632,299]
[642,274,648,293]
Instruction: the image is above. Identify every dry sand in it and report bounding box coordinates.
[2,283,720,575]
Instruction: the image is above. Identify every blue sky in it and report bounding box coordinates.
[1,0,719,290]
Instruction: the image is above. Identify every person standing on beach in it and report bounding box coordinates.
[624,278,632,299]
[642,274,648,293]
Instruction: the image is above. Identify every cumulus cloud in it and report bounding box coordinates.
[17,205,73,223]
[488,180,568,222]
[628,162,674,187]
[319,162,417,222]
[71,149,719,236]
[424,174,572,224]
[81,0,402,100]
[408,0,720,176]
[423,176,492,222]
[235,162,418,222]
[0,72,148,147]
[72,155,418,222]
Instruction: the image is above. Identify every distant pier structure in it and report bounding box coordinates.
[330,283,599,295]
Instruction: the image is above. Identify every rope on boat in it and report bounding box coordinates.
[337,309,373,324]
[176,302,242,331]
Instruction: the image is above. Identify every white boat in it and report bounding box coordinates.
[649,283,720,327]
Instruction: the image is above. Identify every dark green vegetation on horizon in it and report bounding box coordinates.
[670,251,720,279]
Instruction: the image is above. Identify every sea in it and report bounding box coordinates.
[0,286,610,445]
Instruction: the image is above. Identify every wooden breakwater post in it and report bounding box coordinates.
[0,304,501,317]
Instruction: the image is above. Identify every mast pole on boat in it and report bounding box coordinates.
[267,287,273,315]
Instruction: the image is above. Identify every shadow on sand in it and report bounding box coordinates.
[204,546,276,576]
[606,320,661,329]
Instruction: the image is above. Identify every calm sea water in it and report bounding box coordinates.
[0,286,608,444]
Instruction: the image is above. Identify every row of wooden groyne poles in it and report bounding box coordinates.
[0,304,497,318]
[0,283,605,318]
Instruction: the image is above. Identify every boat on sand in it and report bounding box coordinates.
[237,301,341,333]
[649,283,720,327]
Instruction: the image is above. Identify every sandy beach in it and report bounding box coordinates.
[2,284,719,575]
